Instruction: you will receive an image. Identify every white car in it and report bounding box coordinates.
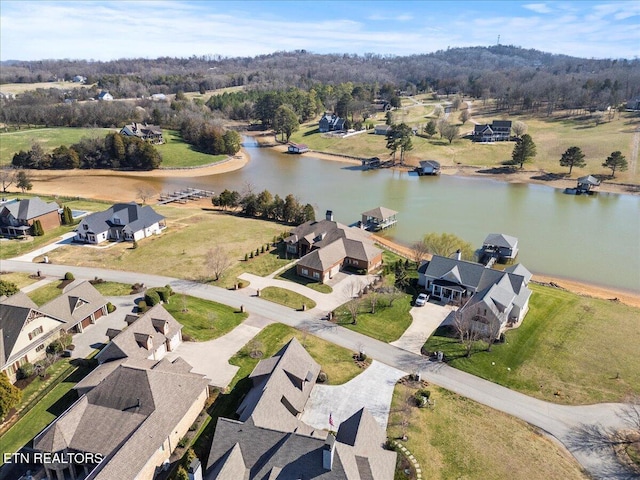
[415,293,429,306]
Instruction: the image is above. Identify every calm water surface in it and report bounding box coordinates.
[144,140,640,292]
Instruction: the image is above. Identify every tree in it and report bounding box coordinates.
[459,109,470,125]
[432,104,444,118]
[512,121,528,138]
[423,120,437,138]
[0,168,16,192]
[16,170,33,192]
[205,246,232,281]
[422,232,475,260]
[341,279,363,324]
[62,205,73,225]
[283,194,300,224]
[411,240,429,268]
[51,145,80,169]
[32,219,44,236]
[511,134,537,168]
[452,310,482,358]
[386,123,413,164]
[559,146,586,175]
[223,130,242,155]
[273,105,299,142]
[602,151,627,178]
[0,279,19,297]
[0,372,22,420]
[442,123,460,144]
[302,203,316,222]
[136,184,157,204]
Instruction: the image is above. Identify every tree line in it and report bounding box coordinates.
[11,133,162,170]
[212,188,315,224]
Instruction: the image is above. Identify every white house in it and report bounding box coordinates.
[75,203,166,244]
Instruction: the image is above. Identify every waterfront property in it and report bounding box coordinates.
[285,211,383,283]
[360,206,398,231]
[361,157,381,169]
[473,120,512,142]
[416,160,441,176]
[576,175,601,194]
[480,233,519,265]
[288,142,309,154]
[74,202,166,244]
[205,338,396,479]
[120,122,164,144]
[319,113,346,133]
[0,197,61,238]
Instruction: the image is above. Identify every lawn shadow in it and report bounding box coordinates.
[477,166,519,175]
[303,128,320,136]
[530,172,568,181]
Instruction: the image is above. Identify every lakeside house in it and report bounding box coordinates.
[480,233,519,264]
[319,113,346,133]
[416,160,441,176]
[284,211,383,283]
[0,281,107,383]
[287,142,309,154]
[473,120,512,142]
[0,197,61,238]
[205,338,396,479]
[120,122,164,144]
[75,202,166,244]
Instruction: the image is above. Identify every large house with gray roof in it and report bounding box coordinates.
[1,282,107,383]
[285,211,383,283]
[120,122,164,144]
[33,357,209,480]
[418,255,532,335]
[0,197,61,237]
[205,338,396,479]
[473,120,512,142]
[75,202,166,244]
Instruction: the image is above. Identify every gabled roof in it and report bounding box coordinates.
[504,264,532,284]
[492,120,512,128]
[361,206,398,220]
[577,175,601,186]
[76,202,164,235]
[483,233,518,249]
[419,160,441,169]
[1,197,59,222]
[39,280,107,328]
[0,292,40,366]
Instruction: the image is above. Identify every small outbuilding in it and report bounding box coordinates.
[287,143,309,154]
[481,233,519,264]
[360,206,398,231]
[576,175,601,194]
[416,160,441,176]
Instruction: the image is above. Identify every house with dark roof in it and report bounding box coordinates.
[97,90,113,101]
[284,211,383,283]
[75,202,166,244]
[33,357,209,480]
[319,113,346,133]
[480,233,519,263]
[418,255,532,334]
[374,124,392,135]
[39,280,108,334]
[416,160,441,176]
[96,304,183,364]
[0,197,60,237]
[473,120,512,142]
[120,122,164,144]
[205,338,396,479]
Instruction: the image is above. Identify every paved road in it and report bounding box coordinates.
[2,260,633,478]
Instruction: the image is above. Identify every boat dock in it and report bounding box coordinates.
[157,188,215,205]
[359,206,398,231]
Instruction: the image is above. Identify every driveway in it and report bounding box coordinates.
[11,232,76,262]
[70,294,137,358]
[390,302,455,355]
[300,361,406,431]
[165,314,272,388]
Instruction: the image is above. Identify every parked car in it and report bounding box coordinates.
[415,293,429,306]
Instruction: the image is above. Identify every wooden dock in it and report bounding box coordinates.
[157,188,215,205]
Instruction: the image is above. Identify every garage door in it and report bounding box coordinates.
[94,309,103,320]
[81,317,92,329]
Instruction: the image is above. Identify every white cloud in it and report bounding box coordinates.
[523,3,553,14]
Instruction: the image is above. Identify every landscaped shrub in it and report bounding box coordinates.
[261,245,265,253]
[144,289,161,307]
[106,302,116,313]
[244,253,249,261]
[32,220,44,236]
[0,280,19,297]
[59,332,73,348]
[64,272,75,281]
[237,280,248,289]
[164,284,174,296]
[414,389,431,407]
[137,300,148,312]
[156,287,171,303]
[16,362,34,380]
[317,371,328,383]
[249,251,254,259]
[177,436,188,448]
[47,341,64,355]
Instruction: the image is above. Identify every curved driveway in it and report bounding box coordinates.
[2,259,633,479]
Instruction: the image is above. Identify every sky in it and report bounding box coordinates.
[1,0,639,61]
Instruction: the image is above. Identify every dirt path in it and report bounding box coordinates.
[630,126,639,176]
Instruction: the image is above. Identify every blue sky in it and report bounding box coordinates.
[1,1,638,61]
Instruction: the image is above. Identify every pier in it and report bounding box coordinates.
[156,188,215,205]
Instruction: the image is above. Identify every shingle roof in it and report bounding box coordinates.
[39,280,107,329]
[577,175,601,186]
[2,197,59,222]
[483,233,518,249]
[76,203,164,235]
[361,206,398,220]
[0,292,40,367]
[504,264,532,284]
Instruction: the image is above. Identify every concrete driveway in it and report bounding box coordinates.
[390,302,455,355]
[165,314,272,388]
[300,361,406,431]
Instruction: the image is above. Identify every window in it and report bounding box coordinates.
[313,272,320,279]
[36,344,45,352]
[83,224,88,230]
[301,268,308,276]
[28,326,44,340]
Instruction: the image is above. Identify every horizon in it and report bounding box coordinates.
[1,0,639,62]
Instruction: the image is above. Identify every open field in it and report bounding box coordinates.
[0,127,116,165]
[0,272,38,289]
[387,384,587,480]
[156,129,226,168]
[0,81,95,95]
[259,286,316,310]
[423,284,640,404]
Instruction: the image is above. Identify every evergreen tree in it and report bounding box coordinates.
[511,134,537,168]
[0,372,22,420]
[16,170,33,192]
[559,146,586,174]
[32,219,44,236]
[602,151,627,178]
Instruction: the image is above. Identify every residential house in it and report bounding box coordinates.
[33,357,209,480]
[72,75,87,83]
[0,197,61,237]
[416,160,441,176]
[284,211,383,283]
[626,97,640,111]
[481,233,519,263]
[205,338,396,479]
[96,304,183,364]
[319,113,346,133]
[75,202,166,244]
[473,120,512,142]
[97,90,113,101]
[0,92,16,101]
[418,255,532,334]
[374,124,392,135]
[150,93,167,101]
[39,280,108,334]
[120,122,164,144]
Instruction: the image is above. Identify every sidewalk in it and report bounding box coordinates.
[11,232,76,262]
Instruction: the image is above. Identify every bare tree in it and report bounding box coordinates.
[459,109,470,125]
[411,240,429,268]
[452,310,482,358]
[368,288,380,314]
[205,246,232,281]
[386,286,404,307]
[343,279,363,324]
[0,168,17,193]
[512,121,528,138]
[136,184,158,204]
[442,123,460,144]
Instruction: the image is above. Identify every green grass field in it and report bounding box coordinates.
[0,272,38,289]
[158,130,227,168]
[387,385,587,480]
[91,281,133,296]
[259,286,316,310]
[26,281,64,306]
[423,284,640,404]
[276,266,333,293]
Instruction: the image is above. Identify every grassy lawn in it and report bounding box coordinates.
[259,286,316,310]
[276,265,333,293]
[158,129,227,168]
[163,294,247,342]
[0,272,38,289]
[26,280,64,306]
[423,284,640,404]
[91,281,134,296]
[42,208,291,285]
[0,127,116,165]
[387,384,587,480]
[0,224,76,260]
[0,361,94,466]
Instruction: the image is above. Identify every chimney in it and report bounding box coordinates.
[322,435,335,471]
[456,249,462,261]
[326,210,333,221]
[187,457,203,480]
